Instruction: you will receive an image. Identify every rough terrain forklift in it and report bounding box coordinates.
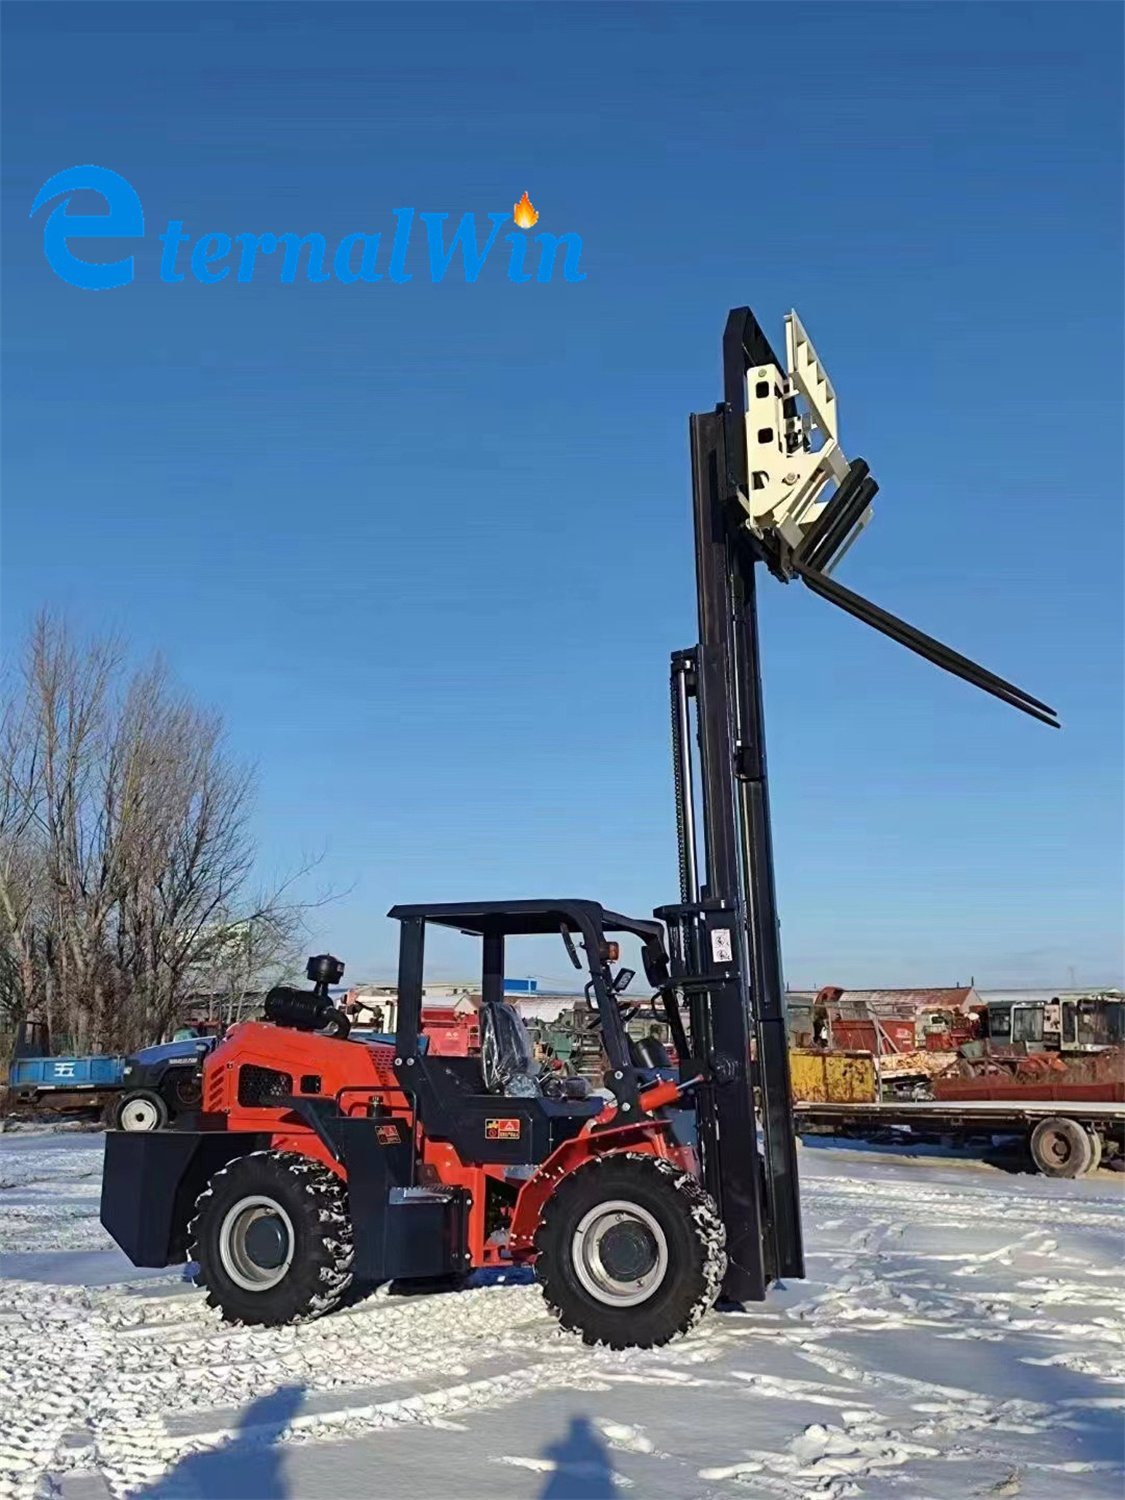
[100,307,1056,1347]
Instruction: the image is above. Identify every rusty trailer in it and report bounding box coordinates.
[795,1096,1124,1179]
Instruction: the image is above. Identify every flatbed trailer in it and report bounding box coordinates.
[795,1098,1125,1178]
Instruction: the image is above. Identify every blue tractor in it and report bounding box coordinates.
[4,1020,217,1128]
[112,1034,219,1130]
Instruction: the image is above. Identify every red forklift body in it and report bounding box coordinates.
[101,900,702,1327]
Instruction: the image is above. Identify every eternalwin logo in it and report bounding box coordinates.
[30,166,585,290]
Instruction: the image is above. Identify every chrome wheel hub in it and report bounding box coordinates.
[571,1199,668,1307]
[219,1196,295,1291]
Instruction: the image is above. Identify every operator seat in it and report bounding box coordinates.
[480,1000,540,1097]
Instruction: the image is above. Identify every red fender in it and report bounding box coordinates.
[508,1117,689,1256]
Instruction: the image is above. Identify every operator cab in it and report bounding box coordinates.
[386,900,686,1154]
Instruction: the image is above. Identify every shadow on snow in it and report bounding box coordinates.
[131,1383,304,1499]
[538,1414,616,1500]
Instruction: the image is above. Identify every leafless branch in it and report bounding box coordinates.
[0,612,333,1049]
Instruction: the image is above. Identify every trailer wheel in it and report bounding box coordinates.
[1029,1117,1094,1178]
[114,1090,169,1133]
[1085,1128,1103,1173]
[534,1152,726,1349]
[188,1150,354,1325]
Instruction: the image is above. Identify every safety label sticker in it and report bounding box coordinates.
[710,928,734,963]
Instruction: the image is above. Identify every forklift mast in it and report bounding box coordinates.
[658,308,1058,1304]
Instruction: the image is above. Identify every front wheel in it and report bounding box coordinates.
[189,1150,355,1325]
[534,1151,726,1349]
[114,1090,169,1132]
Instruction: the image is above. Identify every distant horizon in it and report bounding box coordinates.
[342,973,1125,997]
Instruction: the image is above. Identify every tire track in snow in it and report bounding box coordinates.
[2,1135,1122,1498]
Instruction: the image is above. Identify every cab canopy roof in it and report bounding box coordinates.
[387,898,664,944]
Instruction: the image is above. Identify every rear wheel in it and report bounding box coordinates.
[534,1151,725,1348]
[161,1069,202,1114]
[1029,1116,1094,1178]
[189,1150,354,1325]
[114,1090,168,1132]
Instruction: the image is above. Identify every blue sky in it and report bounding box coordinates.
[2,2,1121,989]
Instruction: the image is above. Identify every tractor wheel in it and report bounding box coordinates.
[114,1090,169,1133]
[162,1069,202,1114]
[1029,1116,1094,1178]
[534,1151,726,1349]
[188,1150,355,1325]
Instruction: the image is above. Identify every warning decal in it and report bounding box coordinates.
[485,1117,522,1141]
[710,928,734,963]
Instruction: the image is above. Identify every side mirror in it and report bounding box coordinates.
[560,925,583,970]
[641,943,670,989]
[612,967,636,994]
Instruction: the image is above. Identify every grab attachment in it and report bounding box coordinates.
[722,305,1058,729]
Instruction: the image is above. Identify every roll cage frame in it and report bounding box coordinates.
[386,899,684,1116]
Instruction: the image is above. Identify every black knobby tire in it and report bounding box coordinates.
[189,1149,355,1325]
[1029,1116,1094,1178]
[114,1090,169,1133]
[534,1151,726,1349]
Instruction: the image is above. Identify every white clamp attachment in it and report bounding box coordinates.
[736,311,873,569]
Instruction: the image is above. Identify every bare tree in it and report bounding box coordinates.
[0,613,314,1051]
[184,904,306,1029]
[0,700,42,1028]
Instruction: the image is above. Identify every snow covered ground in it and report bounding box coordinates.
[0,1129,1121,1500]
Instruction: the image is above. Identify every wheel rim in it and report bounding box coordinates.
[219,1196,295,1292]
[120,1097,160,1131]
[570,1199,669,1307]
[1043,1128,1074,1165]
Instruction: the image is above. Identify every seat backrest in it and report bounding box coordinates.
[480,1001,540,1096]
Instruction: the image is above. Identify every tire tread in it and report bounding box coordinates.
[534,1150,726,1349]
[188,1149,354,1325]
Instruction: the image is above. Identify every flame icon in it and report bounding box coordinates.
[513,191,539,230]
